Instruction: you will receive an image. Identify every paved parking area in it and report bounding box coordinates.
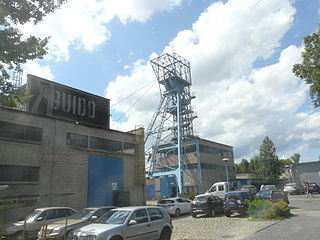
[171,213,276,240]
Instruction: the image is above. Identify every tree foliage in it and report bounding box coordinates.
[293,26,320,107]
[0,0,65,107]
[258,136,281,183]
[290,153,301,164]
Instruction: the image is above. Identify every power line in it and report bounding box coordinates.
[111,80,156,107]
[112,81,157,125]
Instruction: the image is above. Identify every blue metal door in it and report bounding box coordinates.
[87,156,123,207]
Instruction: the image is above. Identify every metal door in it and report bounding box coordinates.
[87,156,123,207]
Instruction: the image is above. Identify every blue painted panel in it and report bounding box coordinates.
[146,185,155,200]
[160,176,177,198]
[87,156,123,207]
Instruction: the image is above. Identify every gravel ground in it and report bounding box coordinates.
[171,213,277,240]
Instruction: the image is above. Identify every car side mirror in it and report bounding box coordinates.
[90,216,98,221]
[128,220,137,226]
[37,216,44,221]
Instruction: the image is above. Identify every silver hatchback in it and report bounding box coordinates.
[67,206,173,240]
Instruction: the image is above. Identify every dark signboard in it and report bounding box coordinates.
[27,75,110,129]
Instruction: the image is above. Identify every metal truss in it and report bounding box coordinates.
[145,53,197,194]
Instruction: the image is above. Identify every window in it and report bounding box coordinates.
[0,165,39,183]
[66,133,88,148]
[147,208,164,221]
[130,209,148,224]
[218,185,224,191]
[90,136,123,153]
[123,142,135,155]
[0,121,42,143]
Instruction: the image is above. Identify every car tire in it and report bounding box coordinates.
[191,213,197,218]
[110,236,123,240]
[175,208,181,217]
[160,227,172,240]
[208,208,216,217]
[225,212,231,217]
[15,231,28,240]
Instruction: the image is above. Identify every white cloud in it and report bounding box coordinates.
[18,0,184,61]
[22,61,54,84]
[105,0,320,161]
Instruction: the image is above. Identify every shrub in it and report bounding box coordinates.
[187,193,197,200]
[248,199,290,220]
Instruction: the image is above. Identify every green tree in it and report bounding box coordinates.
[0,0,65,107]
[258,137,281,183]
[235,159,250,173]
[249,156,261,173]
[290,153,301,164]
[292,26,320,107]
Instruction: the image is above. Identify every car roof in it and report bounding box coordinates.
[112,206,163,211]
[34,207,75,211]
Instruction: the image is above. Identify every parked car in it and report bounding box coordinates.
[191,194,223,217]
[67,206,173,240]
[37,206,115,240]
[157,197,191,217]
[283,183,303,195]
[260,185,277,191]
[240,185,257,194]
[307,183,320,194]
[2,207,76,240]
[255,190,289,204]
[223,191,254,217]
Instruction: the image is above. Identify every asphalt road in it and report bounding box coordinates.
[245,194,320,240]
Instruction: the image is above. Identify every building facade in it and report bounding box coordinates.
[0,75,145,221]
[291,161,320,187]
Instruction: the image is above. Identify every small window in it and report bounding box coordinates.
[147,208,164,221]
[176,198,184,203]
[218,185,224,191]
[66,133,88,148]
[0,165,39,183]
[130,209,148,224]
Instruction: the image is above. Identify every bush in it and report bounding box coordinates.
[187,193,197,200]
[248,199,290,220]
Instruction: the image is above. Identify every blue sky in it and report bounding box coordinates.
[21,0,320,163]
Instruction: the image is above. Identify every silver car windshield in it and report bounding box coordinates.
[24,209,42,221]
[70,209,95,220]
[97,210,130,224]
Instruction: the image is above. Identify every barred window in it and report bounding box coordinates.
[0,121,42,143]
[66,133,88,148]
[0,165,39,183]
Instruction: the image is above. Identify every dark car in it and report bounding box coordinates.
[255,190,289,204]
[307,183,320,193]
[191,194,223,217]
[223,191,254,217]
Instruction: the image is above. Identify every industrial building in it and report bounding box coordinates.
[148,138,235,199]
[0,75,145,221]
[291,161,320,186]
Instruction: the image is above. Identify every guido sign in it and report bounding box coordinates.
[26,75,110,129]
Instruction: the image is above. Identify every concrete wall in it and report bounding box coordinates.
[0,107,145,221]
[292,161,320,187]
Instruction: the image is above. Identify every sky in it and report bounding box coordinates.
[19,0,320,163]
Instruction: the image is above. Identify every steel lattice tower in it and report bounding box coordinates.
[145,53,197,194]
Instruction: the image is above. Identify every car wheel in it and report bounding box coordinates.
[225,212,231,217]
[208,208,216,217]
[15,231,28,240]
[160,227,172,240]
[175,208,181,217]
[191,213,197,218]
[110,236,123,240]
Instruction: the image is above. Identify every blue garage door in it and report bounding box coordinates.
[87,156,123,207]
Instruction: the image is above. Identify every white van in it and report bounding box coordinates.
[206,182,230,198]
